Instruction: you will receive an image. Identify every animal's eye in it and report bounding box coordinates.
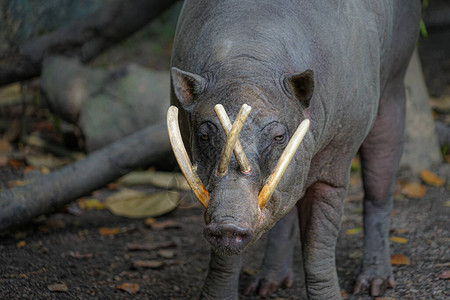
[199,133,209,141]
[197,122,216,143]
[273,134,285,143]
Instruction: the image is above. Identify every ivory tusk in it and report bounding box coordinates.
[258,119,310,210]
[214,104,252,174]
[167,106,209,208]
[216,104,252,177]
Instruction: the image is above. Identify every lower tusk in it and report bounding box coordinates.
[167,106,209,208]
[216,104,252,177]
[214,104,252,174]
[258,119,310,210]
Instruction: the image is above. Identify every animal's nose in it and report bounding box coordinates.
[204,223,253,254]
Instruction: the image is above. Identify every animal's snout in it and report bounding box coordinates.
[204,222,253,255]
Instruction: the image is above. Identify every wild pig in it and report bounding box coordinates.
[167,0,420,299]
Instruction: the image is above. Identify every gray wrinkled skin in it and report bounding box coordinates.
[170,1,420,299]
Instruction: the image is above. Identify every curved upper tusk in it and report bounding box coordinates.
[167,106,209,208]
[258,119,310,210]
[216,104,252,177]
[214,104,252,174]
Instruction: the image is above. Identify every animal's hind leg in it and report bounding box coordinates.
[354,75,407,296]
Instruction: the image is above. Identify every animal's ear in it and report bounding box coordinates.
[171,67,207,111]
[284,69,314,109]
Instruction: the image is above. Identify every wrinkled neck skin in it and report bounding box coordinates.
[187,69,315,252]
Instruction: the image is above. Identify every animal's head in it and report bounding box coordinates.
[168,67,314,255]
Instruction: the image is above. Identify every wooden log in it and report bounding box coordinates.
[0,0,178,86]
[0,122,171,232]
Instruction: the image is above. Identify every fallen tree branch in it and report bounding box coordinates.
[0,122,172,232]
[0,0,178,86]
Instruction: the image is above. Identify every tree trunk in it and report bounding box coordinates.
[0,122,171,232]
[0,0,178,86]
[400,48,442,173]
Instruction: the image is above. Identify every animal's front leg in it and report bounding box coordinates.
[200,250,242,300]
[298,182,346,299]
[244,206,300,297]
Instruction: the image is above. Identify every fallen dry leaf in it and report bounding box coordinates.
[437,270,450,280]
[47,283,68,292]
[341,290,349,299]
[17,240,26,248]
[68,251,94,259]
[132,260,164,269]
[32,120,54,132]
[107,182,119,190]
[390,236,408,244]
[40,166,51,174]
[8,179,30,188]
[78,198,106,210]
[0,138,12,166]
[144,217,156,226]
[400,182,426,198]
[23,165,36,174]
[8,158,23,168]
[145,219,182,230]
[158,249,175,258]
[393,228,410,234]
[429,96,450,112]
[0,138,12,152]
[39,219,66,233]
[348,251,362,259]
[26,154,69,169]
[349,173,361,186]
[445,153,450,164]
[390,254,411,265]
[420,170,445,187]
[116,282,140,294]
[0,82,21,103]
[98,227,120,236]
[105,189,180,218]
[118,171,190,191]
[127,241,175,251]
[345,228,362,235]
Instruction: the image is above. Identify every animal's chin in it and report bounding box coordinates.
[211,245,245,256]
[206,234,252,256]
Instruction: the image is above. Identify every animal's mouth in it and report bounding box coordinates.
[166,104,310,211]
[204,222,254,255]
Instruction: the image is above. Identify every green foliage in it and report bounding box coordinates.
[442,144,449,158]
[47,113,61,133]
[420,19,428,38]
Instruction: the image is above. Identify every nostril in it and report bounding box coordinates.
[204,223,253,254]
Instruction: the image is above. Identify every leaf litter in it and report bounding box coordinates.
[132,260,164,269]
[47,283,68,292]
[145,218,182,230]
[105,188,180,218]
[127,241,175,251]
[116,282,140,294]
[390,254,411,265]
[420,170,446,187]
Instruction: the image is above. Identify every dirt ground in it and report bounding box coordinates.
[0,165,449,299]
[1,4,450,300]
